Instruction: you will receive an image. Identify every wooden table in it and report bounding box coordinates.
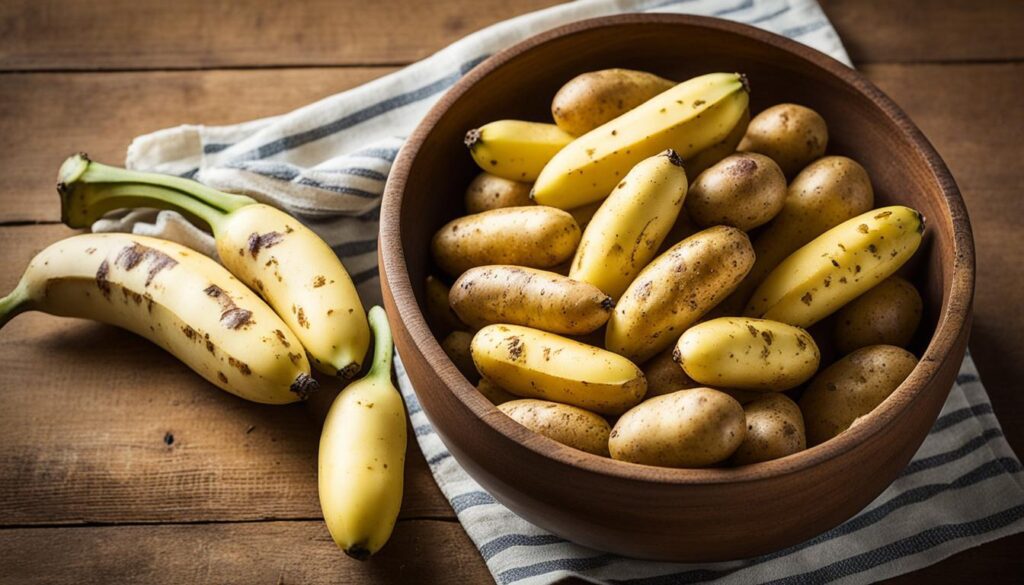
[0,1,1021,582]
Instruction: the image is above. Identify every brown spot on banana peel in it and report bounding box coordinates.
[115,243,178,286]
[96,260,112,298]
[290,373,319,399]
[203,285,254,330]
[247,231,284,258]
[228,357,251,376]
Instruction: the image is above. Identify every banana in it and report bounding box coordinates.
[532,72,750,210]
[0,233,317,404]
[569,149,688,299]
[683,106,750,179]
[319,306,406,560]
[464,120,573,182]
[470,324,646,416]
[58,154,369,378]
[746,206,925,327]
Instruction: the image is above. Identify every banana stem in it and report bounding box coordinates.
[59,153,256,214]
[0,284,29,330]
[365,306,394,381]
[62,182,229,234]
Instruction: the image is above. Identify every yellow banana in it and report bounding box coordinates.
[58,154,369,378]
[569,149,688,299]
[683,107,750,179]
[470,324,646,416]
[464,120,573,182]
[319,306,406,560]
[532,72,750,210]
[0,233,316,404]
[746,206,925,327]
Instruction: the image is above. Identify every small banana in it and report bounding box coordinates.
[746,206,925,327]
[569,149,688,299]
[465,120,573,182]
[58,154,369,378]
[532,72,750,210]
[0,233,317,404]
[319,306,407,560]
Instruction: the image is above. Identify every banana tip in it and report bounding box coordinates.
[290,373,319,400]
[464,128,482,149]
[663,149,684,168]
[338,362,362,379]
[737,73,751,94]
[343,545,372,561]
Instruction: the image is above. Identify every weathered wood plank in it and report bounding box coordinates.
[0,225,453,525]
[0,519,492,584]
[1,0,1019,71]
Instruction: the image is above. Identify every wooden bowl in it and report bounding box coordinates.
[379,14,973,561]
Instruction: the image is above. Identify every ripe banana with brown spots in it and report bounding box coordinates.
[58,154,369,378]
[0,233,317,404]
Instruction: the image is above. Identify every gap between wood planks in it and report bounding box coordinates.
[0,514,463,531]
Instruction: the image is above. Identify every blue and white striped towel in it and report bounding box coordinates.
[107,1,1024,583]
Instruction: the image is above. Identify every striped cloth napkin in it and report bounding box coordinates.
[106,0,1024,583]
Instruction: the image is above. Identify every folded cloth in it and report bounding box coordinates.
[106,0,1024,583]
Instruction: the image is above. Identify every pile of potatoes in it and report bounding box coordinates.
[426,68,926,469]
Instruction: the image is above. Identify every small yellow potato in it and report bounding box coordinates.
[683,107,750,179]
[606,226,754,364]
[738,103,828,177]
[643,347,763,403]
[674,317,820,391]
[834,276,923,354]
[441,331,480,384]
[465,120,573,181]
[724,156,875,310]
[471,324,646,416]
[464,172,533,213]
[570,150,688,299]
[498,399,611,456]
[552,68,675,136]
[476,378,517,406]
[424,275,464,336]
[449,265,613,335]
[730,393,806,466]
[431,206,580,276]
[609,388,746,467]
[800,345,918,445]
[686,153,786,231]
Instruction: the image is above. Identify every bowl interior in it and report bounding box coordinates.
[386,15,971,479]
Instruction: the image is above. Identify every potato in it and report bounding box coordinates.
[471,324,646,416]
[722,156,874,310]
[609,388,745,467]
[834,276,922,354]
[738,103,828,177]
[606,226,754,363]
[477,378,517,406]
[642,347,763,403]
[431,206,581,276]
[441,331,480,384]
[552,68,675,136]
[731,393,806,465]
[683,107,750,179]
[450,265,612,335]
[464,172,533,214]
[424,275,463,336]
[674,317,820,392]
[799,345,918,445]
[498,399,611,456]
[686,153,786,231]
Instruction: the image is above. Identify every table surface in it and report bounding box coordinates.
[1,1,1022,583]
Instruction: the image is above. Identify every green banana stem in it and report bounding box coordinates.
[0,284,29,330]
[58,153,256,215]
[365,306,394,381]
[59,181,229,235]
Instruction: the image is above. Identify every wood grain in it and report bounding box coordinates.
[0,224,453,525]
[0,519,492,584]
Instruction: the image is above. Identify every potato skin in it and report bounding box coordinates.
[552,68,675,136]
[424,275,464,336]
[465,172,533,214]
[450,265,613,335]
[471,324,646,416]
[686,153,786,231]
[834,276,922,354]
[731,393,806,466]
[683,107,750,179]
[499,399,611,456]
[477,378,517,406]
[441,331,480,384]
[431,206,581,276]
[799,345,918,445]
[738,103,828,177]
[674,317,820,392]
[606,225,754,363]
[609,388,746,467]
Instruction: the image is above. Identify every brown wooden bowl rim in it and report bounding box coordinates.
[380,13,976,485]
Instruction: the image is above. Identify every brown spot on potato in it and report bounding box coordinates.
[801,292,813,305]
[313,275,327,288]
